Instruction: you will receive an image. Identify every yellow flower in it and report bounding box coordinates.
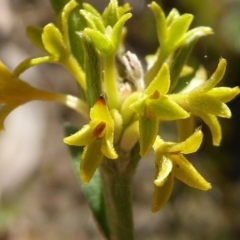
[152,129,211,212]
[130,63,189,156]
[171,58,239,145]
[0,61,88,130]
[64,96,118,183]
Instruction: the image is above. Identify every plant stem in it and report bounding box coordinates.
[100,144,141,240]
[100,165,134,240]
[104,55,120,110]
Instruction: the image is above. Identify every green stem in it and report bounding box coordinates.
[104,55,120,110]
[63,55,86,91]
[144,48,168,86]
[100,144,141,240]
[100,165,134,240]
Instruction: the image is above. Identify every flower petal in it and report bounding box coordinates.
[207,87,240,103]
[148,95,189,120]
[188,94,231,118]
[145,63,170,96]
[80,139,104,183]
[191,58,227,94]
[194,111,222,146]
[165,129,203,154]
[63,120,99,146]
[154,155,173,187]
[171,154,211,190]
[151,173,174,212]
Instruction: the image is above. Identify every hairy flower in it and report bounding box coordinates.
[171,58,239,145]
[152,129,211,212]
[131,63,189,156]
[64,96,118,183]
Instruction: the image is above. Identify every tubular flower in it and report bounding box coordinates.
[152,129,211,212]
[64,96,118,183]
[130,63,189,157]
[0,61,88,130]
[171,58,240,145]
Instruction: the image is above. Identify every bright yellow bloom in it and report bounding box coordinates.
[64,96,118,183]
[171,58,240,145]
[152,129,211,212]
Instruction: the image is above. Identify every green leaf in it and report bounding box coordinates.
[64,124,110,240]
[26,26,46,53]
[68,3,86,67]
[42,23,66,56]
[81,34,102,107]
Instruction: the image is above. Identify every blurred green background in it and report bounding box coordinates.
[0,0,239,239]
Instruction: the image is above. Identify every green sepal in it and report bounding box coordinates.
[26,26,46,53]
[139,106,158,157]
[42,23,66,57]
[80,9,105,32]
[149,1,167,44]
[102,0,119,27]
[84,28,113,55]
[170,27,213,93]
[111,13,132,52]
[64,124,110,240]
[166,13,193,51]
[82,3,102,19]
[151,173,174,212]
[166,8,179,26]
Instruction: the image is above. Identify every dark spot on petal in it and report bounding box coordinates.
[149,90,160,99]
[93,121,106,139]
[96,95,106,105]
